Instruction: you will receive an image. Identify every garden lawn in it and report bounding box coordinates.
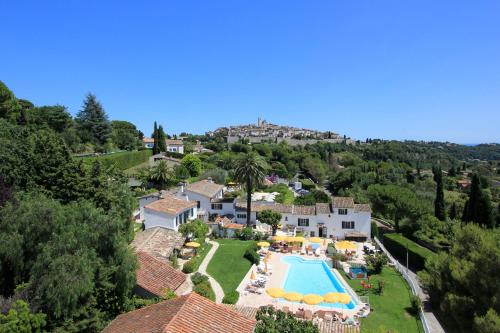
[342,267,423,333]
[206,239,255,295]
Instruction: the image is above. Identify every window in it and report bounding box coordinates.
[310,231,315,237]
[298,218,309,227]
[338,208,348,215]
[342,221,355,229]
[211,203,223,210]
[197,201,201,209]
[190,208,194,217]
[237,213,247,219]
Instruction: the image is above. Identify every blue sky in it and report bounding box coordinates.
[1,1,499,143]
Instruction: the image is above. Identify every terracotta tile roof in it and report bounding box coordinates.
[315,203,332,214]
[132,227,185,262]
[332,197,355,208]
[293,205,316,215]
[145,195,196,216]
[136,252,186,297]
[143,137,154,143]
[185,179,224,198]
[103,293,256,333]
[354,204,372,213]
[236,202,294,213]
[166,139,184,146]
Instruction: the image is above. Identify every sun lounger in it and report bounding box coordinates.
[304,310,313,320]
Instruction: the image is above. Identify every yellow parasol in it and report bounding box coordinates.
[257,241,271,247]
[335,241,357,251]
[286,236,297,243]
[302,294,324,305]
[266,288,285,298]
[338,293,351,304]
[284,292,303,302]
[272,235,286,241]
[310,237,322,243]
[250,270,256,280]
[294,236,305,243]
[185,241,200,248]
[323,292,342,303]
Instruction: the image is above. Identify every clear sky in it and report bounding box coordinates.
[1,1,499,143]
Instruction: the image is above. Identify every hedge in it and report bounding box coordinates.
[383,233,437,271]
[222,290,240,304]
[78,150,152,170]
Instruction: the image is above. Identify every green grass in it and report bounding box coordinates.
[341,267,423,333]
[206,239,255,295]
[76,150,152,170]
[264,184,295,204]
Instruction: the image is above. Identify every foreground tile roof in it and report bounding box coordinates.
[185,179,224,198]
[166,139,184,146]
[332,197,355,208]
[145,195,197,216]
[315,203,332,214]
[136,252,186,296]
[132,227,185,261]
[103,292,256,333]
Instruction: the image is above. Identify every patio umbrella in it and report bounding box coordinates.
[284,292,303,302]
[338,293,351,304]
[294,236,305,243]
[266,288,285,298]
[286,236,297,243]
[335,241,357,251]
[302,294,323,305]
[310,237,322,243]
[185,242,200,248]
[323,292,342,303]
[257,241,271,247]
[272,235,286,241]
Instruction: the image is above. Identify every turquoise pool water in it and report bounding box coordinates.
[281,256,356,309]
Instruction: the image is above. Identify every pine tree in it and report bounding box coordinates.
[434,166,446,221]
[152,121,159,155]
[75,94,111,145]
[157,125,167,152]
[465,174,494,227]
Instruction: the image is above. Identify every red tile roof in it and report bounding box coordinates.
[354,204,372,213]
[143,137,155,143]
[136,252,186,297]
[103,292,256,333]
[332,197,355,208]
[166,139,184,146]
[185,179,224,198]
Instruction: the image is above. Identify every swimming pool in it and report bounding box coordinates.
[281,256,357,309]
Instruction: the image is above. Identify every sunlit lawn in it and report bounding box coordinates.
[206,239,255,295]
[342,267,423,333]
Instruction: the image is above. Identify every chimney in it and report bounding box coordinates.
[178,182,186,193]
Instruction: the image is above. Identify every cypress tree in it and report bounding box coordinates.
[434,166,446,221]
[465,174,494,227]
[152,121,159,155]
[449,202,457,220]
[157,125,167,152]
[465,174,481,222]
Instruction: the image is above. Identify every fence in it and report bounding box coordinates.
[374,237,431,333]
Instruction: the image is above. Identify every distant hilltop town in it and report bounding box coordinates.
[208,118,354,145]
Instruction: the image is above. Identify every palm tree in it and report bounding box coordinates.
[149,160,172,190]
[234,152,267,227]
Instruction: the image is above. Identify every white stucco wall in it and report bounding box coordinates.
[144,209,176,230]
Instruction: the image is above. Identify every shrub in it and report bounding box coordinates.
[253,231,265,241]
[222,290,240,304]
[366,253,388,275]
[300,179,316,191]
[409,294,422,316]
[169,254,179,269]
[244,248,260,266]
[191,272,208,286]
[383,233,437,271]
[78,150,152,170]
[236,227,254,240]
[376,280,385,295]
[193,281,215,301]
[163,288,177,300]
[182,259,196,274]
[331,252,347,262]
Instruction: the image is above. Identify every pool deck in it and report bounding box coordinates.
[236,250,366,317]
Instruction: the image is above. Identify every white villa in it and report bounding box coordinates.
[139,180,372,241]
[141,138,185,154]
[166,139,184,154]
